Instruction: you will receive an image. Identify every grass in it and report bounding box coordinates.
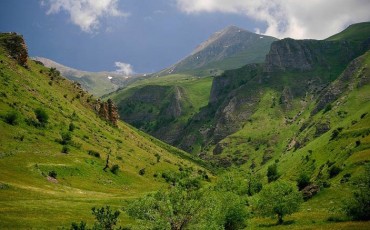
[0,45,208,229]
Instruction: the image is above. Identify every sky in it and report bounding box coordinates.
[0,0,369,74]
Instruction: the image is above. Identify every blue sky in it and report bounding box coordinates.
[1,0,369,74]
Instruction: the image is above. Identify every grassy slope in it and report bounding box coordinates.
[109,74,212,112]
[0,49,207,228]
[107,74,213,142]
[326,22,370,42]
[217,51,370,229]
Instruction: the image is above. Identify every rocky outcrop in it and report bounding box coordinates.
[301,184,320,201]
[96,99,119,126]
[264,39,358,72]
[0,32,28,68]
[311,54,365,115]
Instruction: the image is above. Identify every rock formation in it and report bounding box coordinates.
[96,99,119,126]
[0,32,28,68]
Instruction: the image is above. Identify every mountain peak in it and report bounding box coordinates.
[221,25,248,33]
[162,26,278,75]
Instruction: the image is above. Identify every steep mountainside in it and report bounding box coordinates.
[0,33,208,228]
[32,57,140,97]
[160,25,277,76]
[108,74,213,144]
[175,22,370,166]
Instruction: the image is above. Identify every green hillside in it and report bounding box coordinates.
[326,21,370,42]
[107,74,213,145]
[0,33,208,228]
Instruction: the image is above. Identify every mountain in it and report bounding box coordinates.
[105,22,370,229]
[107,26,277,147]
[159,25,278,76]
[32,57,141,97]
[0,33,208,228]
[177,22,370,159]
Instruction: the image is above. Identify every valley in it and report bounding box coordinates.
[0,21,370,229]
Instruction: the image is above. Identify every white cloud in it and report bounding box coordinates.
[115,61,134,75]
[42,0,128,33]
[176,0,370,39]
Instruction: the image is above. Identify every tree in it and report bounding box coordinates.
[127,187,202,230]
[127,187,248,230]
[255,180,303,224]
[197,191,248,230]
[267,163,279,183]
[344,163,370,220]
[70,205,122,230]
[91,206,120,230]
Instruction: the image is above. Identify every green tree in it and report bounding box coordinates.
[91,206,121,230]
[197,191,248,230]
[255,180,302,224]
[344,164,370,220]
[126,187,202,230]
[70,206,122,230]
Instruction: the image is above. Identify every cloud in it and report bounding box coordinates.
[176,0,370,39]
[115,61,134,75]
[41,0,128,33]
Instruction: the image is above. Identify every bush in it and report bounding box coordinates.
[267,163,279,183]
[110,164,119,174]
[139,168,146,176]
[88,150,100,158]
[62,145,69,154]
[69,122,76,132]
[34,108,48,126]
[60,132,72,145]
[3,110,19,125]
[48,170,57,179]
[330,127,343,140]
[71,206,122,230]
[297,172,311,190]
[328,165,341,178]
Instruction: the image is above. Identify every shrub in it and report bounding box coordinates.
[330,127,343,140]
[48,170,57,179]
[69,122,76,132]
[340,173,351,183]
[62,145,69,154]
[60,132,72,145]
[328,165,341,178]
[267,163,279,183]
[88,150,100,158]
[110,164,119,174]
[139,168,146,176]
[3,110,19,125]
[297,172,311,190]
[355,140,361,147]
[34,108,48,126]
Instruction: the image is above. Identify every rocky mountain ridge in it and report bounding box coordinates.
[160,25,278,76]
